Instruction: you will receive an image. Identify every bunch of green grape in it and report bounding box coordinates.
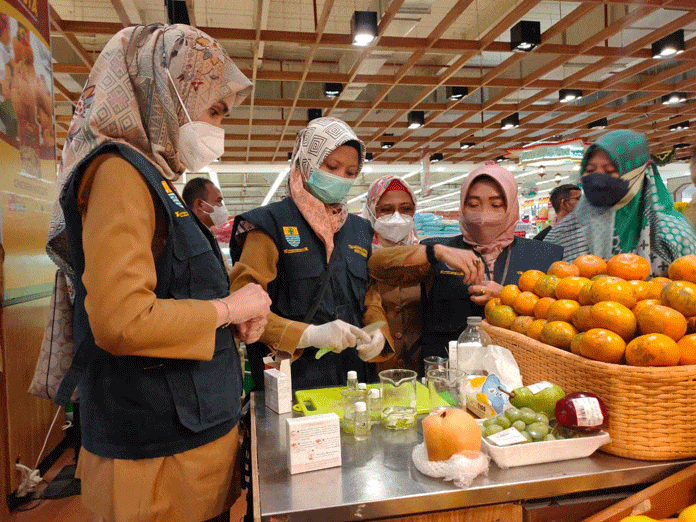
[481,406,570,444]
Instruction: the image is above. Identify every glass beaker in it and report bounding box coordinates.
[427,368,467,413]
[423,356,447,386]
[341,388,367,434]
[379,369,417,430]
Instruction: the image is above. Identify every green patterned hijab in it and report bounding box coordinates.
[545,130,696,277]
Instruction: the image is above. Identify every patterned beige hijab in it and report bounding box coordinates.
[47,24,251,276]
[287,117,365,262]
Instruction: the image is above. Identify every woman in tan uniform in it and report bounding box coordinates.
[361,175,421,372]
[45,25,270,522]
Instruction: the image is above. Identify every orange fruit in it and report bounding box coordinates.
[487,305,518,329]
[677,334,696,365]
[547,261,580,278]
[512,291,539,316]
[632,299,661,317]
[589,301,637,341]
[570,332,584,355]
[540,321,578,350]
[517,269,545,293]
[546,299,581,323]
[571,305,594,332]
[510,315,535,335]
[661,281,696,317]
[578,328,627,364]
[555,276,591,301]
[484,297,502,319]
[577,281,594,306]
[668,255,696,284]
[499,284,521,306]
[589,278,637,309]
[644,278,670,300]
[687,316,696,334]
[533,296,556,319]
[636,304,687,341]
[533,274,559,299]
[625,333,680,366]
[627,280,651,301]
[526,319,547,341]
[606,253,651,281]
[573,254,608,279]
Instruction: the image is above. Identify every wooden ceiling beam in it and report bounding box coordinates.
[49,5,94,68]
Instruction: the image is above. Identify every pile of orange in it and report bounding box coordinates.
[484,253,696,367]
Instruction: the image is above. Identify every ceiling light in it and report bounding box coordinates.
[510,20,541,52]
[381,142,394,149]
[674,143,690,149]
[652,29,684,58]
[407,110,424,129]
[446,86,468,101]
[307,108,322,122]
[324,83,343,99]
[538,165,546,176]
[496,155,506,162]
[460,142,475,149]
[559,89,583,103]
[429,152,443,162]
[501,113,519,129]
[287,152,292,162]
[351,11,378,46]
[365,152,373,161]
[588,117,608,129]
[662,92,687,105]
[669,121,690,131]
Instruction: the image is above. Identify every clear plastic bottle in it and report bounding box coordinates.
[353,401,369,441]
[357,382,367,392]
[346,371,358,389]
[368,388,381,423]
[457,316,491,375]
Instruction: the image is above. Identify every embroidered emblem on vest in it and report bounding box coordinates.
[349,244,368,258]
[161,181,184,208]
[283,226,300,247]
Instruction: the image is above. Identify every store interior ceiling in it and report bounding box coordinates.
[48,0,696,214]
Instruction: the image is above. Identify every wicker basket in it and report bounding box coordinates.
[482,321,696,461]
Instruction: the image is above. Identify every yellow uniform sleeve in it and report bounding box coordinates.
[79,154,217,360]
[368,245,432,287]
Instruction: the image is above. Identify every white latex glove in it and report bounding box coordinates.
[297,320,370,352]
[356,329,385,362]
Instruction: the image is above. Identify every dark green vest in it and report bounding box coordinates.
[232,198,375,389]
[59,143,241,459]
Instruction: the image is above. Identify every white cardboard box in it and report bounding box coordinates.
[264,368,292,414]
[286,413,342,474]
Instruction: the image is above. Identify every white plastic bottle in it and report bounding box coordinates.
[457,316,491,375]
[346,371,358,389]
[368,388,381,423]
[357,382,367,392]
[353,401,369,441]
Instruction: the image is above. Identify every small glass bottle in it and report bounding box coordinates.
[346,371,358,389]
[357,382,367,392]
[457,316,491,375]
[353,401,369,441]
[368,388,381,423]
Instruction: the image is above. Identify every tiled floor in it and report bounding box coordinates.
[8,448,248,522]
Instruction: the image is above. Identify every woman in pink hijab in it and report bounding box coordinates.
[369,164,564,373]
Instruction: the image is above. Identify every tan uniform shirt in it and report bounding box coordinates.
[74,154,240,522]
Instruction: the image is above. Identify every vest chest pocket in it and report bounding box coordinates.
[346,256,369,304]
[279,256,323,316]
[170,226,227,301]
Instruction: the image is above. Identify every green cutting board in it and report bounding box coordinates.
[293,382,430,419]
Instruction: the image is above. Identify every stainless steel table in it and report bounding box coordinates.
[250,393,695,522]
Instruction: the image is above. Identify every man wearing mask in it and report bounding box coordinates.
[183,176,230,229]
[534,184,581,241]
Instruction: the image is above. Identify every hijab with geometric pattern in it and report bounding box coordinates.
[545,130,696,276]
[46,24,252,278]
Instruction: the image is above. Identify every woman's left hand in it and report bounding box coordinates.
[468,280,503,306]
[236,316,268,344]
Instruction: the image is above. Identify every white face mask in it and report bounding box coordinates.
[167,69,225,172]
[373,211,414,244]
[202,200,230,227]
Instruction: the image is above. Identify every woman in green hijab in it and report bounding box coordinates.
[545,129,696,277]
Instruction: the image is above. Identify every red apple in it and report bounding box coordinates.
[422,407,481,461]
[554,391,608,433]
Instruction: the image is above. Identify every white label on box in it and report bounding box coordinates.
[286,413,342,474]
[571,397,604,427]
[527,381,553,394]
[487,427,529,446]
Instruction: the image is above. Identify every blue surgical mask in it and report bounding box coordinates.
[306,167,354,204]
[581,172,629,208]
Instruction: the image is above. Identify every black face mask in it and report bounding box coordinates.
[581,172,629,208]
